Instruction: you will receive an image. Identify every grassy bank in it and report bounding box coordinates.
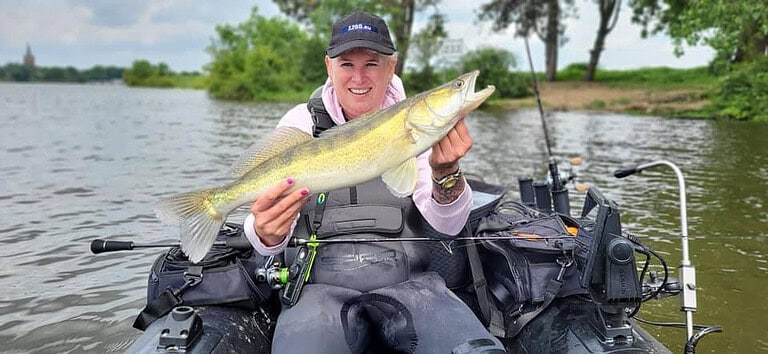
[488,65,719,118]
[170,74,208,90]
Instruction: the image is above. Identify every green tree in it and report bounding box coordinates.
[477,0,576,81]
[40,66,80,82]
[123,60,153,85]
[83,65,124,82]
[207,7,318,100]
[299,34,330,89]
[630,0,768,63]
[123,60,174,87]
[272,0,442,76]
[460,47,528,98]
[405,12,448,92]
[706,58,768,122]
[4,63,33,81]
[410,12,447,72]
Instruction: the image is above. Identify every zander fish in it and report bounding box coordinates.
[155,70,495,262]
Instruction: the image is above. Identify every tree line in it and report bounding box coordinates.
[122,60,205,88]
[1,63,123,83]
[3,1,763,121]
[206,6,531,102]
[203,1,764,120]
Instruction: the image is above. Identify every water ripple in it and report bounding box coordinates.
[0,84,765,353]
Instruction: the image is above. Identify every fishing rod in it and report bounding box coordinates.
[523,36,554,160]
[89,237,253,254]
[90,233,577,254]
[522,34,575,214]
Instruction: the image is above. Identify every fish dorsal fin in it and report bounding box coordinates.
[381,157,419,198]
[231,127,312,177]
[315,108,381,140]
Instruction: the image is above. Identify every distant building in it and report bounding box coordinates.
[434,38,465,69]
[23,43,35,68]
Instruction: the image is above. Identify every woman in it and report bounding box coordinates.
[244,11,504,354]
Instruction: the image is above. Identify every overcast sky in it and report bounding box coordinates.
[0,0,715,72]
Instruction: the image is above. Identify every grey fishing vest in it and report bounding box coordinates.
[292,91,434,292]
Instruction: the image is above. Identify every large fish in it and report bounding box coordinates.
[155,70,495,262]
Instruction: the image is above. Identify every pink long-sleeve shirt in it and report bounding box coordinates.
[244,75,473,255]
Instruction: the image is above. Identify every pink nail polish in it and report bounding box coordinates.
[286,178,294,185]
[300,189,309,196]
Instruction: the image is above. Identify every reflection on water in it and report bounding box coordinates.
[0,83,766,353]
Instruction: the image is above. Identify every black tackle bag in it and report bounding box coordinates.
[471,203,592,338]
[133,223,275,330]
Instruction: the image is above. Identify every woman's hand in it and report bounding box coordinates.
[430,118,472,177]
[250,178,309,246]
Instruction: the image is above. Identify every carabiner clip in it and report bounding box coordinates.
[182,265,203,289]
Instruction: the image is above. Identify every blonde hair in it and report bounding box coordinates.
[329,49,398,64]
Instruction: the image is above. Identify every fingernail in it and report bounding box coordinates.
[300,189,309,196]
[286,178,294,185]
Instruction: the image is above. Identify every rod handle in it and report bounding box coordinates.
[90,239,134,254]
[614,164,640,178]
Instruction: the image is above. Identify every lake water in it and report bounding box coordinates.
[0,82,766,353]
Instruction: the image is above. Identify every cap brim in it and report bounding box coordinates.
[327,39,395,58]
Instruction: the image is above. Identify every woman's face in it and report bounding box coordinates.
[325,48,397,119]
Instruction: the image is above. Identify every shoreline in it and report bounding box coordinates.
[487,81,711,118]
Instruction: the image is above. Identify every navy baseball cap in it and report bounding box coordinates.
[326,12,396,58]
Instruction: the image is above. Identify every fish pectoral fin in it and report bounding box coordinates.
[381,157,419,198]
[231,127,313,178]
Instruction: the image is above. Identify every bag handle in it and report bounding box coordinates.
[133,266,203,330]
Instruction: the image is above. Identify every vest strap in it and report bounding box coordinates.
[465,225,506,337]
[307,92,335,137]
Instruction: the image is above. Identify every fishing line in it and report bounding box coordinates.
[289,234,578,246]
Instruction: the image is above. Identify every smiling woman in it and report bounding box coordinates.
[326,49,398,118]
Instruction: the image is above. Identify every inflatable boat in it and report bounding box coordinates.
[92,160,720,353]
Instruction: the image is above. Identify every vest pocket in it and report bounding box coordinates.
[314,205,404,238]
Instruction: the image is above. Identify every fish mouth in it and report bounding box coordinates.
[462,70,496,111]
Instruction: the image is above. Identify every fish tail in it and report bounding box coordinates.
[154,188,226,263]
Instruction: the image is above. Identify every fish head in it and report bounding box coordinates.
[412,70,495,132]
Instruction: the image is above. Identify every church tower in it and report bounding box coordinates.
[23,43,35,68]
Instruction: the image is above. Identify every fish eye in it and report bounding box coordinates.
[453,80,464,88]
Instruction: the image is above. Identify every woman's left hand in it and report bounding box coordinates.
[429,117,472,177]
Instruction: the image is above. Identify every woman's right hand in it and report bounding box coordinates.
[250,177,310,246]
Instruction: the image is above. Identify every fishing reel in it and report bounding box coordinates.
[545,156,588,192]
[254,256,288,290]
[254,243,318,308]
